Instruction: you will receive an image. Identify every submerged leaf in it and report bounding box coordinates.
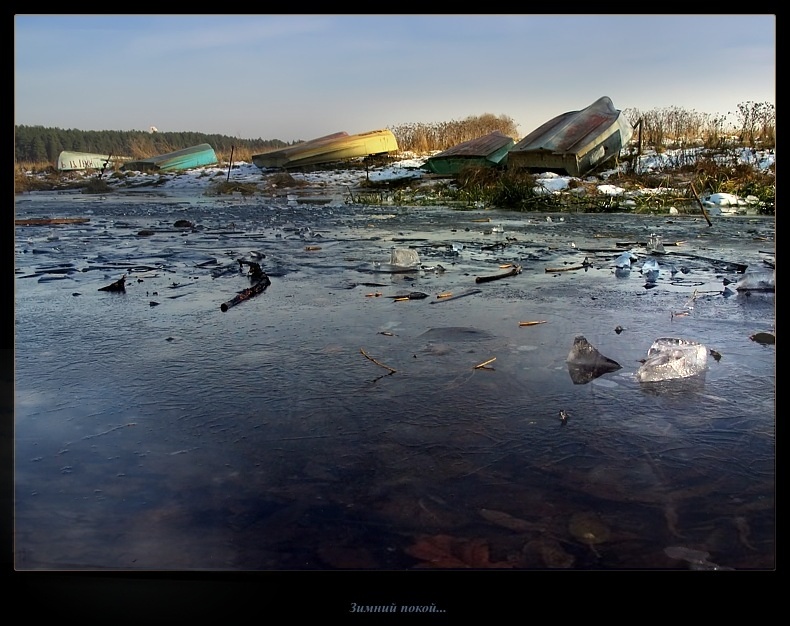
[405,534,514,568]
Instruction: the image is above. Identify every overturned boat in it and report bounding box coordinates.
[121,143,218,172]
[252,129,399,170]
[57,151,127,172]
[422,131,515,176]
[507,96,633,177]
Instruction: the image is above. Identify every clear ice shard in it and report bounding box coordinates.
[614,252,637,268]
[635,337,708,383]
[389,247,420,267]
[734,269,775,291]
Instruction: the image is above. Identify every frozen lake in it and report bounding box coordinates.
[14,190,775,570]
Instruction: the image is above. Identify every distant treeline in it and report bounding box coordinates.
[13,125,292,164]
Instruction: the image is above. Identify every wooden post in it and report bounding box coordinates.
[226,146,234,182]
[689,183,713,227]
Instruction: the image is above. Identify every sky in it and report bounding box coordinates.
[14,14,776,143]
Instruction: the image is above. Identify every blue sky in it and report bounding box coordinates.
[14,14,775,143]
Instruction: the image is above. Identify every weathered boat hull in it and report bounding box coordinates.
[122,143,218,172]
[508,96,633,177]
[57,151,116,171]
[252,132,350,169]
[423,131,515,176]
[252,129,398,170]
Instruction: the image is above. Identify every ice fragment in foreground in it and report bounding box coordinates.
[641,258,660,283]
[635,337,708,383]
[566,335,622,384]
[733,269,775,292]
[614,252,637,268]
[390,247,420,267]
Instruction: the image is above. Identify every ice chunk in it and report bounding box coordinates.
[390,247,420,267]
[614,252,637,268]
[646,233,666,254]
[566,335,622,384]
[641,258,660,283]
[635,337,708,383]
[734,269,775,292]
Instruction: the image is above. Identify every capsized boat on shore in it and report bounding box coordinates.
[57,151,127,172]
[507,96,633,177]
[252,129,399,170]
[252,132,349,169]
[422,131,515,176]
[121,143,218,172]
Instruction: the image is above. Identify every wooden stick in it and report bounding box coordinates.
[473,357,496,369]
[360,349,397,373]
[689,183,713,226]
[15,217,91,226]
[475,265,522,283]
[519,320,547,327]
[429,289,482,304]
[545,265,584,273]
[220,274,271,311]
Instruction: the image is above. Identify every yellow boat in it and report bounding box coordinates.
[252,129,398,170]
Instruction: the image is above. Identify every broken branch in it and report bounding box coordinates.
[545,265,585,273]
[475,265,522,283]
[360,348,397,373]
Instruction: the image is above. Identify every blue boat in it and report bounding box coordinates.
[122,143,218,172]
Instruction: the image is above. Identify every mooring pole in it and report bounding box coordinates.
[227,146,234,182]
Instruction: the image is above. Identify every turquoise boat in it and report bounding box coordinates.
[122,143,218,172]
[422,131,515,176]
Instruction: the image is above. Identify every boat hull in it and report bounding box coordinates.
[423,131,514,176]
[122,143,218,172]
[508,96,633,177]
[252,129,398,170]
[57,151,115,171]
